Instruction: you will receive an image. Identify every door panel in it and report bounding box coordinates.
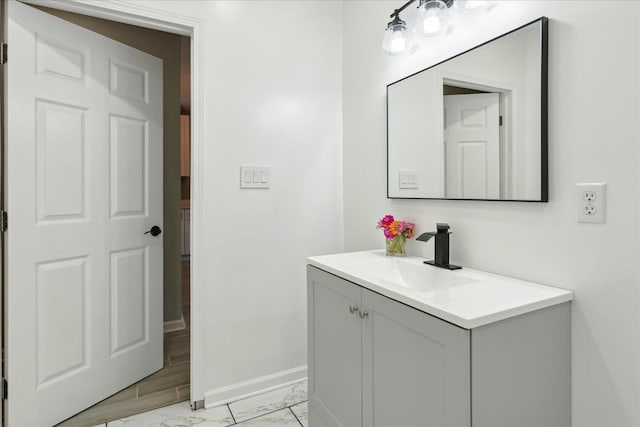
[110,115,148,217]
[36,100,87,222]
[7,2,163,425]
[36,34,87,83]
[110,61,149,103]
[110,247,147,356]
[444,93,500,199]
[36,257,89,387]
[460,141,488,196]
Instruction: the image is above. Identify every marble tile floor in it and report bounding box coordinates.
[99,380,309,427]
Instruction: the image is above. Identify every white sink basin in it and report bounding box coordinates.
[307,250,573,329]
[348,256,476,293]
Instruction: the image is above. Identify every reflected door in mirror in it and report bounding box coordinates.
[444,93,499,199]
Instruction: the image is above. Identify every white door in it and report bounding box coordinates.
[444,93,500,199]
[6,2,164,425]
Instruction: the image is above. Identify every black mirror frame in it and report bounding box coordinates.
[386,17,548,202]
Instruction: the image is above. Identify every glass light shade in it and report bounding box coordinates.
[382,20,413,55]
[455,0,496,12]
[414,0,451,37]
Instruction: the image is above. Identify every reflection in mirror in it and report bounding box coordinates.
[387,18,547,201]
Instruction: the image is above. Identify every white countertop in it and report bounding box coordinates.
[307,250,573,329]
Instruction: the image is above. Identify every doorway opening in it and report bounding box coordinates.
[22,5,193,426]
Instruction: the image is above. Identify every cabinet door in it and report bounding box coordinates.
[308,266,362,427]
[362,289,471,427]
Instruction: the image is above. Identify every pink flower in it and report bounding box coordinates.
[383,228,395,238]
[404,222,416,238]
[380,215,394,227]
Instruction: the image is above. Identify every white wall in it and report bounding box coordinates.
[202,1,343,401]
[119,0,344,404]
[343,2,639,426]
[388,70,445,197]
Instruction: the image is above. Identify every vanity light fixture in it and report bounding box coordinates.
[382,0,495,55]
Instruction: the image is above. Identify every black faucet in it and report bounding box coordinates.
[416,223,462,270]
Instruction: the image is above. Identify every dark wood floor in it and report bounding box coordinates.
[58,260,191,427]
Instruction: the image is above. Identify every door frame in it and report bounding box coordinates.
[11,0,207,409]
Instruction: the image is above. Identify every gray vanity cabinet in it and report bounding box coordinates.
[308,266,470,427]
[308,265,362,427]
[308,265,571,427]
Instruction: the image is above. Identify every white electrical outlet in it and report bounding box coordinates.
[576,183,606,223]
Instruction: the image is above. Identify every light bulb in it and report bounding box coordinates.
[389,31,406,53]
[422,15,441,34]
[455,0,496,12]
[382,15,414,55]
[414,0,451,37]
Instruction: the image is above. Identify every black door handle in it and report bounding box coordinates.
[144,225,162,237]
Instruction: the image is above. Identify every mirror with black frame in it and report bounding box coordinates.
[387,17,548,201]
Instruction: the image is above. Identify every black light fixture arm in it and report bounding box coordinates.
[389,2,416,19]
[389,0,454,19]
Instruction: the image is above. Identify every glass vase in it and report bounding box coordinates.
[385,235,407,256]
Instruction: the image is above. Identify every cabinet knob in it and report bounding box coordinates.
[349,305,359,314]
[359,310,368,319]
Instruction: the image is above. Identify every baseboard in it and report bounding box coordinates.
[163,314,186,333]
[204,365,307,408]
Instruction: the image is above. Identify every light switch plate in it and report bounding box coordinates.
[240,166,270,189]
[399,170,418,189]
